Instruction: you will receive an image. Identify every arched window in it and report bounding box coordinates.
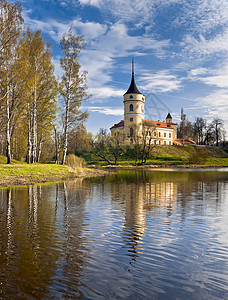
[129,95,133,99]
[130,127,134,137]
[130,104,133,111]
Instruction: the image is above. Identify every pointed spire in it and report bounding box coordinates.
[132,57,134,75]
[124,57,142,95]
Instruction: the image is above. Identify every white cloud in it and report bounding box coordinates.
[176,0,228,34]
[139,70,182,93]
[182,29,228,57]
[84,106,124,116]
[195,90,228,131]
[23,10,108,42]
[78,0,180,27]
[89,87,125,100]
[23,11,170,104]
[189,62,228,89]
[79,0,99,6]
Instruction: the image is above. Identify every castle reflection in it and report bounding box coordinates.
[86,169,228,263]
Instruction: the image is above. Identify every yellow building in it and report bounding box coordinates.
[110,61,177,145]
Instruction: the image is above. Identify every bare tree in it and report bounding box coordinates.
[211,117,224,146]
[140,122,157,164]
[59,27,89,165]
[193,117,206,144]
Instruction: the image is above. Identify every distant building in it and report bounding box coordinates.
[110,60,177,145]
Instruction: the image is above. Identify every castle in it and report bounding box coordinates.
[110,60,177,145]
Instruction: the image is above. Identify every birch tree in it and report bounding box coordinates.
[59,27,89,165]
[0,0,23,163]
[18,29,58,163]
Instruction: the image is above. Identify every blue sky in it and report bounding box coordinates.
[20,0,228,134]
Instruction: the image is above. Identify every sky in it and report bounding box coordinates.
[19,0,228,135]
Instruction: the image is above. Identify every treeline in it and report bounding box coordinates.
[0,0,89,164]
[177,109,226,147]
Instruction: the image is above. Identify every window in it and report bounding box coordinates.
[169,141,171,145]
[164,133,166,137]
[129,95,133,99]
[164,141,166,145]
[125,105,127,110]
[130,117,133,122]
[169,133,171,138]
[159,132,161,137]
[154,132,156,137]
[159,140,161,145]
[130,104,133,111]
[137,104,139,109]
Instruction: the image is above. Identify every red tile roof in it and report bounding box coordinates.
[175,139,195,145]
[143,119,177,128]
[110,120,124,130]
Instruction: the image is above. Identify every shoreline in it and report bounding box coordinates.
[105,164,228,169]
[0,167,112,187]
[1,164,228,187]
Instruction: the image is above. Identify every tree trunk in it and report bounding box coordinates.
[6,83,11,164]
[62,98,69,165]
[26,105,32,163]
[32,82,37,163]
[37,134,43,163]
[54,127,59,164]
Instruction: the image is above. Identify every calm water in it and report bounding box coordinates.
[1,169,228,299]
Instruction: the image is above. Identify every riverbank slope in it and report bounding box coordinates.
[0,158,110,187]
[89,145,228,167]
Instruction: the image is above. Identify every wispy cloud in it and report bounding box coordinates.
[139,70,182,93]
[175,0,228,34]
[195,90,228,128]
[23,10,170,103]
[78,0,180,27]
[182,30,228,57]
[189,62,228,88]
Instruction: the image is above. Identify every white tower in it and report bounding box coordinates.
[123,59,145,137]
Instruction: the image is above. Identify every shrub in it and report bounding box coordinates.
[65,154,86,169]
[187,152,206,164]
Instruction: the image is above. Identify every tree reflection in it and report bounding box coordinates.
[0,181,92,299]
[51,180,91,298]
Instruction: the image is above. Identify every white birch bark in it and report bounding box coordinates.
[26,105,32,163]
[37,134,43,163]
[62,97,69,165]
[6,77,11,164]
[32,74,37,163]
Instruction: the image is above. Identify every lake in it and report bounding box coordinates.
[1,168,228,299]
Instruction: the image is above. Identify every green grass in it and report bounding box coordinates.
[87,145,228,167]
[0,163,70,177]
[0,155,111,186]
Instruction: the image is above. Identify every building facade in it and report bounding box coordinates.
[110,61,177,145]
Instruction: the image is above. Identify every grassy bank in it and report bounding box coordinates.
[1,145,228,186]
[87,145,228,167]
[0,157,109,187]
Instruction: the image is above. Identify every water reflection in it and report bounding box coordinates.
[0,169,228,299]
